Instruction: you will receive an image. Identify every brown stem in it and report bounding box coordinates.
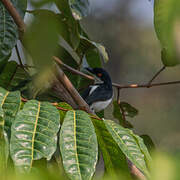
[15,44,25,69]
[147,66,166,87]
[54,63,93,114]
[1,0,26,40]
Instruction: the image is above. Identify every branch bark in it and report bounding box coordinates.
[1,0,26,39]
[54,64,93,113]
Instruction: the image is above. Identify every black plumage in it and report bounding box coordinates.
[82,68,113,112]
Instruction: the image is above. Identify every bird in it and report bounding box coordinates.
[81,67,113,112]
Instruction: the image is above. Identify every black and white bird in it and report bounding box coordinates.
[82,67,113,112]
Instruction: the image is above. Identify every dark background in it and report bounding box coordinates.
[82,0,180,153]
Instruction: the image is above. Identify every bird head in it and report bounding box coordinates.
[85,67,112,85]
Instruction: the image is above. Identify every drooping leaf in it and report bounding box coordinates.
[0,61,30,91]
[0,0,27,62]
[69,0,89,20]
[154,0,180,66]
[140,135,155,155]
[79,36,109,63]
[0,87,21,142]
[10,100,60,172]
[132,133,152,170]
[113,101,133,129]
[104,119,151,178]
[60,110,98,180]
[92,118,131,177]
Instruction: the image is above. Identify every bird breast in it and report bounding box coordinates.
[90,98,112,112]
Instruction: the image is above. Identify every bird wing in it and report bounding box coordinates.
[84,86,113,106]
[81,86,92,100]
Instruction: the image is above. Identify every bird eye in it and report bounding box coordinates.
[97,73,102,77]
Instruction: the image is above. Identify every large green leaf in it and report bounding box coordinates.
[0,88,11,171]
[104,120,151,178]
[60,110,98,180]
[10,100,60,172]
[24,11,59,68]
[92,118,131,177]
[154,0,180,66]
[0,0,27,62]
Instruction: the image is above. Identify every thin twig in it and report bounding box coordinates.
[54,56,180,89]
[54,63,93,114]
[147,66,166,87]
[15,44,24,67]
[22,97,100,120]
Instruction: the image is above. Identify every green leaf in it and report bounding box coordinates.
[132,134,152,170]
[10,100,60,172]
[58,102,73,124]
[85,49,102,68]
[69,0,89,20]
[154,0,180,66]
[92,118,131,177]
[0,87,21,141]
[79,36,109,63]
[113,101,134,128]
[55,0,80,50]
[23,11,59,68]
[113,101,123,125]
[140,135,155,155]
[0,61,30,91]
[60,110,98,180]
[0,0,27,62]
[120,102,138,118]
[104,119,151,178]
[0,88,10,171]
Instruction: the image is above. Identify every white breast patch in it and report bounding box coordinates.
[90,98,112,112]
[89,85,99,95]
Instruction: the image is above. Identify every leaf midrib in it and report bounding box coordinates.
[30,102,41,168]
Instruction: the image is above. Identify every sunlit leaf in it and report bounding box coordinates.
[60,110,98,180]
[104,119,151,178]
[10,100,60,172]
[0,87,21,140]
[92,118,131,177]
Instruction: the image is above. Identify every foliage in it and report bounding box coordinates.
[0,0,180,180]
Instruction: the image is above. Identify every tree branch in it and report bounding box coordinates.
[147,66,166,87]
[54,64,93,114]
[1,0,26,40]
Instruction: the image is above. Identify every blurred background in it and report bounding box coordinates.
[82,0,180,153]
